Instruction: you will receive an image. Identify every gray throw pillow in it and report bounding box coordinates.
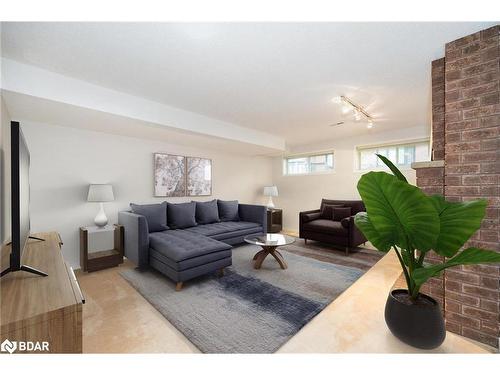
[194,199,220,224]
[167,202,197,229]
[333,207,352,222]
[130,202,168,233]
[320,204,344,220]
[217,200,240,222]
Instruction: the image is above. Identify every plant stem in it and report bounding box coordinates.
[411,284,421,300]
[417,251,425,266]
[393,246,413,295]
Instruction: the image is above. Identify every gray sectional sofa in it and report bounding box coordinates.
[118,200,266,290]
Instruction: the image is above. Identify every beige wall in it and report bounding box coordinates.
[5,111,429,265]
[272,126,430,233]
[20,121,273,268]
[1,95,11,244]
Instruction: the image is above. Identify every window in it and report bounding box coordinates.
[358,141,429,170]
[284,152,334,175]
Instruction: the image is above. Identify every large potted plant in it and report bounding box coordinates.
[354,155,500,349]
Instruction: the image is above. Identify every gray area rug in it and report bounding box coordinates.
[120,244,365,353]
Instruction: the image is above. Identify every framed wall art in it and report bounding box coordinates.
[153,153,186,197]
[186,157,212,196]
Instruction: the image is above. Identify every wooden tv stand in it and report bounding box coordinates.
[1,232,84,353]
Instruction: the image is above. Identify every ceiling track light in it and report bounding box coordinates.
[332,95,374,128]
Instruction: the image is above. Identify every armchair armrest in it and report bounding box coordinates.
[343,213,367,247]
[118,211,150,268]
[341,215,354,229]
[299,209,321,224]
[238,204,267,233]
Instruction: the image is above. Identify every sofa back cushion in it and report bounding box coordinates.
[332,207,352,221]
[194,199,220,224]
[167,202,197,229]
[217,200,240,222]
[321,199,365,215]
[320,204,344,220]
[130,202,168,233]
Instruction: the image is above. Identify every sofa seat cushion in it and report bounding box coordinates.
[302,219,348,236]
[184,221,260,237]
[150,246,231,271]
[210,226,263,241]
[149,230,231,263]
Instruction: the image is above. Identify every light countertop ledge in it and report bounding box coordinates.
[278,251,490,353]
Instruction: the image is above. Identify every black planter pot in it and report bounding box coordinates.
[385,289,446,349]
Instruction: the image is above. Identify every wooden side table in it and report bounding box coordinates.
[267,208,283,233]
[80,224,124,272]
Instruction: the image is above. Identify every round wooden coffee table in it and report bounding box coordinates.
[244,234,295,270]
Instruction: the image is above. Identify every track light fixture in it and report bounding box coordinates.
[332,95,374,128]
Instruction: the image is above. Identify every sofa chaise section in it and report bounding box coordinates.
[149,230,232,288]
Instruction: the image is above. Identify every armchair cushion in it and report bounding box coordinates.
[130,202,168,232]
[194,199,220,224]
[320,204,344,220]
[333,207,352,222]
[321,199,365,215]
[303,219,348,236]
[167,202,197,229]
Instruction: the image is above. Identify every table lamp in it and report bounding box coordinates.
[263,186,278,209]
[87,184,114,227]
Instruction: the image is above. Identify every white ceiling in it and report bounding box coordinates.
[1,22,496,148]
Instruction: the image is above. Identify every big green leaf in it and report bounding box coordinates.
[357,171,439,251]
[429,195,487,257]
[413,247,500,287]
[354,212,392,252]
[375,154,408,183]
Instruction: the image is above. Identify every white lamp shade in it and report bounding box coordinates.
[263,186,278,197]
[87,184,114,202]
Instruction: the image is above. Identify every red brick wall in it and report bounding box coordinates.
[443,25,499,348]
[414,25,499,349]
[432,58,446,161]
[415,166,445,311]
[415,59,447,314]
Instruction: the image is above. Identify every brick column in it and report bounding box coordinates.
[432,58,446,161]
[443,25,499,348]
[412,161,445,311]
[413,25,499,349]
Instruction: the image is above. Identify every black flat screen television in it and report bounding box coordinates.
[0,121,47,278]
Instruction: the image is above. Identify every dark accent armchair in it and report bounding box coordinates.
[299,199,367,255]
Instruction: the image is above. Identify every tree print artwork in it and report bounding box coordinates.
[154,154,186,197]
[187,157,212,196]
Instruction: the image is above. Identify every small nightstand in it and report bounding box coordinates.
[80,224,124,272]
[267,208,283,233]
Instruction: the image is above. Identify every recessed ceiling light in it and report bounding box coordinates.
[331,96,342,104]
[367,121,374,129]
